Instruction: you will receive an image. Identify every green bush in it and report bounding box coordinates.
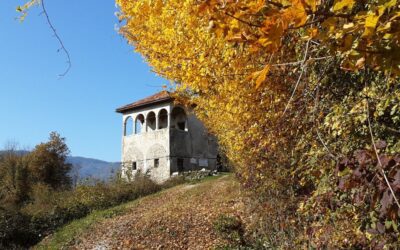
[0,208,32,248]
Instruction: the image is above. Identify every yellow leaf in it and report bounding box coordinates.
[255,64,270,89]
[308,28,318,38]
[383,33,393,40]
[304,0,318,12]
[362,12,382,38]
[333,0,355,12]
[384,0,397,8]
[258,38,272,47]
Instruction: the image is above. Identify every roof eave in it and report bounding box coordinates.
[115,97,173,114]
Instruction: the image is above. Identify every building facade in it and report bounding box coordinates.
[116,91,218,182]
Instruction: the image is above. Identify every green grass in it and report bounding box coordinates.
[35,174,229,249]
[35,201,132,249]
[34,186,174,249]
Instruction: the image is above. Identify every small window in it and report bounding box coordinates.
[154,159,159,168]
[132,162,137,170]
[177,158,184,172]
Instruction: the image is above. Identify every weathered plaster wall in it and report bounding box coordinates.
[169,112,218,172]
[121,102,171,182]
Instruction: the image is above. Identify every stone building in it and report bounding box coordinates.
[116,91,218,182]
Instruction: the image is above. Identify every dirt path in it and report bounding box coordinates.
[66,175,242,249]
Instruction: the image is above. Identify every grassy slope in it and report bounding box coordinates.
[36,174,241,249]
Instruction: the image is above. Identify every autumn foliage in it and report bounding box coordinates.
[115,0,400,247]
[17,0,400,247]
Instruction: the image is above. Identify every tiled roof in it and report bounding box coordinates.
[116,91,173,113]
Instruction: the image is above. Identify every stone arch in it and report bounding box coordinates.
[124,116,133,136]
[171,106,187,131]
[146,111,156,131]
[135,114,145,134]
[158,109,168,129]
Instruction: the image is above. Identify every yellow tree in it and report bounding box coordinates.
[116,0,400,247]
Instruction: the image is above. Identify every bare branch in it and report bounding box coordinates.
[282,37,311,116]
[364,83,400,210]
[41,0,71,78]
[223,11,262,28]
[270,56,332,67]
[311,63,338,160]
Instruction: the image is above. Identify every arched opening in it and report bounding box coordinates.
[124,116,133,136]
[158,109,168,129]
[135,114,145,134]
[171,106,187,131]
[146,112,156,131]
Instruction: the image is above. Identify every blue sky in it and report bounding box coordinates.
[0,0,167,162]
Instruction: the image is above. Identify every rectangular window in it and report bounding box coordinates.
[154,159,159,168]
[177,158,184,172]
[132,162,137,170]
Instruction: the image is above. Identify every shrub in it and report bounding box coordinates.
[0,172,172,248]
[241,177,302,249]
[161,175,186,189]
[214,214,245,247]
[0,208,33,248]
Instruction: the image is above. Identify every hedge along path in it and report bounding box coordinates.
[37,175,243,249]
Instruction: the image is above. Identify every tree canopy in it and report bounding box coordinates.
[0,132,72,209]
[27,132,72,189]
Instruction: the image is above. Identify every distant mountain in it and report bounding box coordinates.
[67,156,121,182]
[0,150,121,183]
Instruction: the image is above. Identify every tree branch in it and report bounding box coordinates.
[224,11,262,28]
[41,0,71,78]
[364,83,400,210]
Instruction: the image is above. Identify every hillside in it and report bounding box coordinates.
[36,175,243,249]
[67,156,120,182]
